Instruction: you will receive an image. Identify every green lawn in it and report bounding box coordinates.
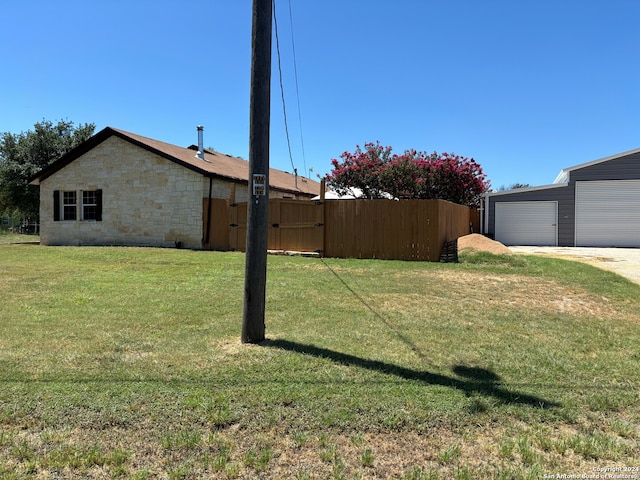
[0,230,39,244]
[1,245,639,479]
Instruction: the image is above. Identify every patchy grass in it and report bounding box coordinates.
[0,229,39,244]
[1,244,639,478]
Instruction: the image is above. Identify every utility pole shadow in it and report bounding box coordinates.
[263,338,560,409]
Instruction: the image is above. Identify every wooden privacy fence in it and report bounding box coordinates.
[203,198,472,262]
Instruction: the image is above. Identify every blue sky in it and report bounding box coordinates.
[1,0,638,190]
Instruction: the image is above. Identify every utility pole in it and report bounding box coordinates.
[242,0,272,344]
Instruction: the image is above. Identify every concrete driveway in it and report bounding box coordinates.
[509,246,640,285]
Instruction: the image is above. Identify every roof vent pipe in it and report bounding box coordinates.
[196,125,205,160]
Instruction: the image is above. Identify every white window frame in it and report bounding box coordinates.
[81,190,98,221]
[62,191,77,221]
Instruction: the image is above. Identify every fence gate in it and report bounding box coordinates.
[228,199,324,254]
[228,201,248,252]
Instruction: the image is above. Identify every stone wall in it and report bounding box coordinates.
[40,136,206,249]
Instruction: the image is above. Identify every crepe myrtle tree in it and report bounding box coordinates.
[325,141,393,199]
[326,142,490,208]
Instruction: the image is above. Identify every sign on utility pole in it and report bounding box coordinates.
[242,0,272,344]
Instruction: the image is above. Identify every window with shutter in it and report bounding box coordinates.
[62,191,77,220]
[81,189,102,221]
[82,190,97,220]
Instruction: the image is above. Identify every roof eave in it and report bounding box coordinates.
[28,127,215,185]
[28,126,322,196]
[561,147,640,174]
[486,182,569,197]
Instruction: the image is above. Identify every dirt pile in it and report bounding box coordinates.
[458,234,511,255]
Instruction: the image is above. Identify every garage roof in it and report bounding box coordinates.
[553,147,640,184]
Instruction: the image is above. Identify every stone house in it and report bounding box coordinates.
[29,126,322,249]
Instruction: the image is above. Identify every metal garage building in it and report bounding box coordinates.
[484,148,640,247]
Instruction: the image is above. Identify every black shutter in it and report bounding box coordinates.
[53,191,60,221]
[96,189,102,221]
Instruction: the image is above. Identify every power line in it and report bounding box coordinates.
[272,0,296,174]
[288,0,308,177]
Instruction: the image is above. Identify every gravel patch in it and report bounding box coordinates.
[458,234,511,255]
[509,246,640,285]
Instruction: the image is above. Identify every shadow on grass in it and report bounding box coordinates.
[263,338,560,409]
[311,259,560,408]
[319,258,431,363]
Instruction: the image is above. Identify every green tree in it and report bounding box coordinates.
[498,183,531,191]
[0,119,95,221]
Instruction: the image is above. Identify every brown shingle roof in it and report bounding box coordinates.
[30,127,322,197]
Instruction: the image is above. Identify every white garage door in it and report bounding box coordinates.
[495,202,558,246]
[575,180,640,247]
